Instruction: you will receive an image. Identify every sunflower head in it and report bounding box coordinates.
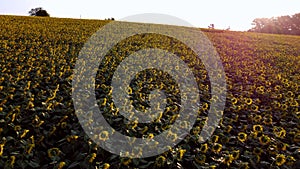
[223,154,234,166]
[225,125,233,133]
[232,150,240,160]
[275,154,286,166]
[245,98,253,105]
[121,157,132,166]
[237,132,247,143]
[103,163,110,169]
[253,115,262,123]
[192,126,201,135]
[155,155,166,167]
[259,135,270,145]
[263,117,272,125]
[47,147,60,158]
[200,143,208,153]
[178,149,186,160]
[273,126,286,138]
[99,130,109,141]
[253,124,263,133]
[212,143,222,153]
[211,135,219,143]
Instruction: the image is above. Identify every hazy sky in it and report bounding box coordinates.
[0,0,299,31]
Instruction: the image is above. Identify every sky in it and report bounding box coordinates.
[0,0,299,31]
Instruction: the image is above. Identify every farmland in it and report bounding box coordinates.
[0,15,300,168]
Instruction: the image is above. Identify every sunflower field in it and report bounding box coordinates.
[0,15,299,169]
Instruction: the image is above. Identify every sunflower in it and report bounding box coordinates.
[293,112,300,119]
[26,144,35,154]
[275,154,286,166]
[103,163,110,169]
[200,143,208,153]
[273,126,286,138]
[290,99,299,107]
[99,131,109,141]
[253,125,263,133]
[286,90,294,97]
[212,143,222,153]
[249,131,258,139]
[276,93,283,99]
[57,161,65,169]
[47,147,60,158]
[263,117,272,125]
[231,97,238,105]
[147,133,154,140]
[14,125,21,131]
[66,135,79,142]
[155,155,166,167]
[209,165,217,169]
[178,149,186,160]
[192,126,201,135]
[245,98,253,105]
[0,143,5,157]
[232,150,240,160]
[240,125,247,131]
[237,132,247,143]
[252,115,262,123]
[251,104,259,112]
[166,131,178,142]
[141,126,148,134]
[60,122,67,129]
[274,85,281,91]
[202,102,209,111]
[10,156,16,168]
[259,135,270,145]
[281,103,288,111]
[211,135,219,143]
[223,154,234,166]
[225,125,233,133]
[256,86,265,94]
[121,158,132,166]
[20,129,30,138]
[273,101,281,109]
[89,153,97,163]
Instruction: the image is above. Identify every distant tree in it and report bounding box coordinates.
[291,13,300,35]
[249,12,300,35]
[208,24,215,29]
[29,7,50,17]
[105,17,115,21]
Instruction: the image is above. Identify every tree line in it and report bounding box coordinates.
[27,7,299,36]
[249,13,300,35]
